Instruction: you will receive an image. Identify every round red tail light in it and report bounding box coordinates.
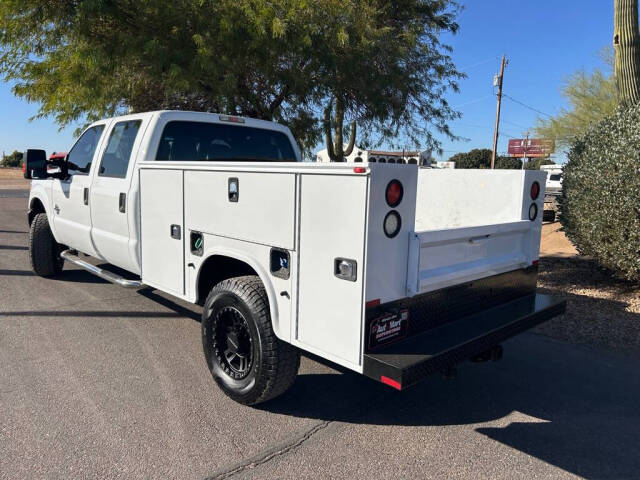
[531,181,540,200]
[386,180,404,207]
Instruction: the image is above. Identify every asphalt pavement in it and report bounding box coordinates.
[1,191,640,480]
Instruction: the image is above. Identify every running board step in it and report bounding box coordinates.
[60,250,143,289]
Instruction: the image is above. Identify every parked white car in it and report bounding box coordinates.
[24,110,565,405]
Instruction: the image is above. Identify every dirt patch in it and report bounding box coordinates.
[536,223,640,356]
[540,222,578,257]
[0,168,29,189]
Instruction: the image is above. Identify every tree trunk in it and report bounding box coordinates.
[323,97,357,162]
[614,0,640,104]
[333,98,345,162]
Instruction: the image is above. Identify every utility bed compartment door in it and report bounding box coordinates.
[184,171,295,249]
[139,169,185,295]
[296,174,368,366]
[407,221,531,296]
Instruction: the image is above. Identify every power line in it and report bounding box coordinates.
[459,57,501,72]
[502,94,553,118]
[501,119,530,129]
[452,95,494,109]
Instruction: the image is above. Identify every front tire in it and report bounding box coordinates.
[29,213,64,277]
[201,275,300,405]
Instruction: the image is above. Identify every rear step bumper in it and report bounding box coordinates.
[363,293,566,390]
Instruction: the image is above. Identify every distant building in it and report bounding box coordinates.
[315,145,432,166]
[434,161,455,169]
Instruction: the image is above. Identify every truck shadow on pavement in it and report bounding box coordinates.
[261,335,640,480]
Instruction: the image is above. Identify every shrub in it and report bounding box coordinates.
[562,104,640,281]
[449,148,525,169]
[1,150,23,167]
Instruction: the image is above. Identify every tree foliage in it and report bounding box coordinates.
[449,148,522,169]
[535,67,618,149]
[0,150,22,167]
[561,104,640,281]
[523,158,555,170]
[317,0,463,160]
[0,0,463,156]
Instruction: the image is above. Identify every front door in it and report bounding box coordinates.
[90,117,146,273]
[51,124,108,257]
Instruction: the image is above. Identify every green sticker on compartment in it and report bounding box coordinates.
[194,237,202,249]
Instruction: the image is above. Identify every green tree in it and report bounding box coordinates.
[614,0,640,104]
[535,65,618,149]
[495,156,523,169]
[0,0,326,152]
[523,158,555,170]
[317,0,463,161]
[0,0,463,157]
[0,150,23,167]
[449,148,521,169]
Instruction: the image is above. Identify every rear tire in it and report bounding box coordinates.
[201,275,300,405]
[29,213,64,277]
[543,210,556,223]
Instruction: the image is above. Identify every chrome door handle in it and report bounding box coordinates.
[54,204,60,214]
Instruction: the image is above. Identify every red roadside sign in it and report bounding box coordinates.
[508,139,554,158]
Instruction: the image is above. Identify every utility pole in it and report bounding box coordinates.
[521,131,530,169]
[491,55,508,169]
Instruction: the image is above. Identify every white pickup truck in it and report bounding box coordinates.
[24,111,565,405]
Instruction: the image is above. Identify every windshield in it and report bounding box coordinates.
[155,121,297,162]
[549,174,562,181]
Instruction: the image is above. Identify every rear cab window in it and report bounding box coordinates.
[99,120,142,178]
[155,121,296,162]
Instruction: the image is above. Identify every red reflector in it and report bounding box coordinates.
[385,180,403,207]
[21,163,26,174]
[381,376,402,390]
[365,299,381,308]
[532,259,539,266]
[353,167,366,173]
[531,181,540,200]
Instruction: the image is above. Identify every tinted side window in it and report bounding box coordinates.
[98,120,142,178]
[155,121,296,162]
[67,125,105,175]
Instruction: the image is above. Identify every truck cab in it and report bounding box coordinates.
[25,111,565,405]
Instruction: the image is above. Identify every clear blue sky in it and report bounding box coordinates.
[0,0,614,163]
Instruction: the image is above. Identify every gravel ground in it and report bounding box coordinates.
[535,241,640,357]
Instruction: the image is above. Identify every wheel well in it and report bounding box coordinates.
[197,255,259,304]
[28,198,45,225]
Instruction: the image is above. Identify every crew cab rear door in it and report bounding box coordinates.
[90,116,148,273]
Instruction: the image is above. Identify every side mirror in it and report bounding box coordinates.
[23,149,47,179]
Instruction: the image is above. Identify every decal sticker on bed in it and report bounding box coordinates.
[368,309,409,350]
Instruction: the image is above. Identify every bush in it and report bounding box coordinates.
[1,150,23,167]
[562,104,640,281]
[449,148,524,169]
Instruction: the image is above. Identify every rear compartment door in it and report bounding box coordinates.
[139,169,185,295]
[296,174,368,366]
[407,221,532,296]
